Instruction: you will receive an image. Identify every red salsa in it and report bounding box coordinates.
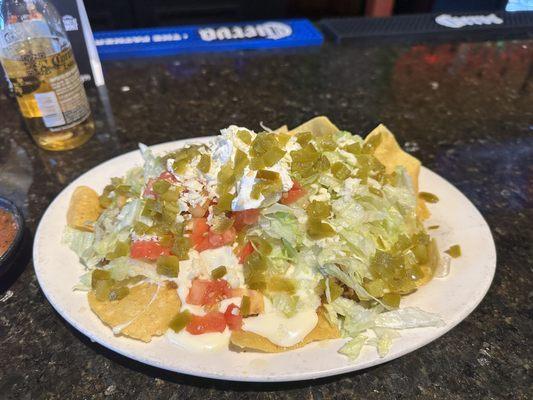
[0,209,17,257]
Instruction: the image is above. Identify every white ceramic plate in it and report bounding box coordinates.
[33,137,496,382]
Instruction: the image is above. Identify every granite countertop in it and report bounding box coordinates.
[0,38,531,399]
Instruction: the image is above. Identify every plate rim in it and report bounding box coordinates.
[33,137,497,382]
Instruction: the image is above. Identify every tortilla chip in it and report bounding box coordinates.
[289,116,340,137]
[67,186,101,231]
[273,125,289,134]
[230,308,340,353]
[363,125,438,290]
[365,124,430,221]
[365,124,420,192]
[88,281,181,342]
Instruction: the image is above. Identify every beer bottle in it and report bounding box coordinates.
[0,0,94,151]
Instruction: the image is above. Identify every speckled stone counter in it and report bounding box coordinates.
[0,38,531,399]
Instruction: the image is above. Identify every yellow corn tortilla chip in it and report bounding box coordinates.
[364,125,436,288]
[289,118,430,220]
[67,186,101,231]
[230,308,340,353]
[289,116,340,136]
[273,125,289,134]
[365,124,421,192]
[364,124,430,221]
[88,281,181,342]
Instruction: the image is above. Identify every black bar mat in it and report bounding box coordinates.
[321,11,533,43]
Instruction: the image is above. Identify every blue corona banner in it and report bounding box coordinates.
[94,19,323,60]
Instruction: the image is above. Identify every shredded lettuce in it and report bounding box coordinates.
[72,257,159,291]
[139,143,164,182]
[374,307,444,329]
[261,203,294,215]
[116,199,143,231]
[63,226,94,256]
[124,166,144,197]
[91,208,121,261]
[372,328,400,357]
[73,271,92,291]
[281,238,297,259]
[269,293,300,317]
[87,197,148,266]
[330,297,443,358]
[339,335,367,360]
[331,297,382,336]
[62,227,100,267]
[104,257,160,282]
[259,211,302,247]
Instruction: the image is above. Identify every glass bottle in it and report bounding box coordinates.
[0,0,94,151]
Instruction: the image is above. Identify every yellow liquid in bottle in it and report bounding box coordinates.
[1,37,94,151]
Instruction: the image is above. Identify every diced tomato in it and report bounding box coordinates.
[224,303,242,330]
[142,172,177,198]
[190,217,209,247]
[130,240,170,260]
[207,227,236,247]
[186,312,226,335]
[237,241,254,263]
[143,178,156,198]
[186,279,231,306]
[186,279,210,305]
[194,237,211,252]
[191,217,209,236]
[232,209,260,231]
[280,180,306,205]
[158,171,178,183]
[222,228,236,243]
[190,217,236,252]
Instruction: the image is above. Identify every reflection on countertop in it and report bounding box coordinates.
[0,138,32,214]
[0,39,531,399]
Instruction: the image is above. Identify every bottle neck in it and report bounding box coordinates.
[6,0,43,24]
[1,0,67,49]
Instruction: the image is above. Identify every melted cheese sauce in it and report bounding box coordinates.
[167,247,245,351]
[218,297,242,312]
[242,309,318,347]
[169,243,318,350]
[175,246,243,314]
[167,328,231,351]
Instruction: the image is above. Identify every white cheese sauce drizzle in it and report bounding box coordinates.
[242,308,318,347]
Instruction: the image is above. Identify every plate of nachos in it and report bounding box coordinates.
[33,117,496,381]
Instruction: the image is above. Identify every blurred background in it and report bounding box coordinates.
[85,0,516,30]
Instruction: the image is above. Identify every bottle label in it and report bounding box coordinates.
[33,91,66,128]
[1,42,90,130]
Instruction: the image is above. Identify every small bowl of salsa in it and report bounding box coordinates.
[0,197,24,274]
